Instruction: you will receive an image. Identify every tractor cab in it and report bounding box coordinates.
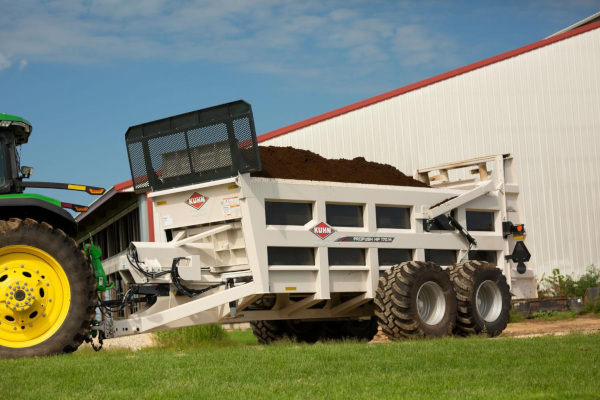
[0,113,33,194]
[0,113,106,236]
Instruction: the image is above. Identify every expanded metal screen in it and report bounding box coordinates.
[125,100,261,191]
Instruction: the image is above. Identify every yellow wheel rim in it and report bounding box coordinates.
[0,246,71,348]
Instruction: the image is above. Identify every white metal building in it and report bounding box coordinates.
[258,18,600,281]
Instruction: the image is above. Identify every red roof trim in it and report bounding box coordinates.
[258,20,600,143]
[114,179,133,192]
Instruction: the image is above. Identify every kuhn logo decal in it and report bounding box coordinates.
[310,222,336,240]
[186,192,208,210]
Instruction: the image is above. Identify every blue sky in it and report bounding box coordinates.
[0,0,598,208]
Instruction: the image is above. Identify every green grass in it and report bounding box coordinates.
[531,310,577,321]
[2,332,600,399]
[155,324,229,348]
[154,324,258,348]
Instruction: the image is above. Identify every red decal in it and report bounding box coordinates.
[185,192,209,210]
[310,222,336,240]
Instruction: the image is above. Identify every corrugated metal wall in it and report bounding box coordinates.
[262,27,600,280]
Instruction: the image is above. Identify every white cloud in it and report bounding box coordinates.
[391,24,459,68]
[0,53,11,71]
[19,59,28,71]
[0,0,465,88]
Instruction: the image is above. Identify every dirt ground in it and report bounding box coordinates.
[371,315,600,343]
[501,314,600,338]
[84,333,156,351]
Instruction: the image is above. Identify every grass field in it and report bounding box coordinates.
[2,331,599,399]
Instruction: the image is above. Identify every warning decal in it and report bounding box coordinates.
[221,196,241,218]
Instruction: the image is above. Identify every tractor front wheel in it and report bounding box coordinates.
[0,219,96,357]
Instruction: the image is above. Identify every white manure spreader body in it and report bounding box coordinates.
[95,100,535,344]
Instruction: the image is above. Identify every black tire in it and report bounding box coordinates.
[250,320,286,344]
[321,317,379,341]
[339,317,379,341]
[374,269,396,337]
[0,218,97,358]
[375,261,456,339]
[448,260,510,336]
[321,321,344,341]
[283,320,322,343]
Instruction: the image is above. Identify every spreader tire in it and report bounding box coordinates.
[449,260,510,336]
[375,261,456,339]
[0,218,97,358]
[283,320,322,343]
[321,321,344,340]
[339,317,379,341]
[250,320,287,344]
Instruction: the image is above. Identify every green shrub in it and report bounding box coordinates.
[155,324,228,348]
[580,301,600,315]
[509,310,525,323]
[538,265,600,298]
[531,310,577,321]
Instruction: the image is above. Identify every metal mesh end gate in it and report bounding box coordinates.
[125,100,261,192]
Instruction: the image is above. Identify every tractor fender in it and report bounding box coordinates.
[0,197,77,237]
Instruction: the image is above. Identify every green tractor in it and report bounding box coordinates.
[0,114,105,357]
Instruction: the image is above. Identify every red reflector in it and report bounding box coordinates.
[517,225,523,232]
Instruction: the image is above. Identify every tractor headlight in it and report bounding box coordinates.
[0,120,11,128]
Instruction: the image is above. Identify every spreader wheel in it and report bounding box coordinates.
[283,320,322,343]
[250,320,287,344]
[0,219,96,357]
[448,261,511,336]
[339,317,379,341]
[375,261,457,339]
[321,317,379,341]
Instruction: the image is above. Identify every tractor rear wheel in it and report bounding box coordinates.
[448,261,510,336]
[375,261,456,339]
[0,219,96,357]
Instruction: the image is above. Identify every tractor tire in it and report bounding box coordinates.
[0,218,97,357]
[375,261,456,339]
[448,261,511,336]
[250,320,287,344]
[283,320,322,343]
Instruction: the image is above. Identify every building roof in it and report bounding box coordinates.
[76,179,137,223]
[257,19,600,144]
[548,11,600,38]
